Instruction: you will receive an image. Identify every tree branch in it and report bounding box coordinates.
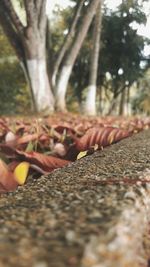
[34,0,42,19]
[38,0,47,33]
[52,0,85,87]
[1,0,24,34]
[89,0,103,85]
[115,82,132,98]
[24,0,35,25]
[63,0,101,68]
[0,3,25,61]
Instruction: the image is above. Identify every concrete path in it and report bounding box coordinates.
[1,130,150,267]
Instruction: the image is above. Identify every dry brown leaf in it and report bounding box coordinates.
[0,159,18,193]
[76,127,131,151]
[15,150,70,173]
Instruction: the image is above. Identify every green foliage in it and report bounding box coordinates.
[0,27,15,58]
[0,26,31,114]
[132,69,150,114]
[99,0,149,97]
[53,0,149,105]
[49,2,81,61]
[71,40,91,102]
[0,61,31,114]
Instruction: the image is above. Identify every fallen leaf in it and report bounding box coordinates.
[0,159,18,193]
[17,133,39,145]
[76,127,131,151]
[53,143,67,157]
[14,161,30,185]
[15,150,71,173]
[77,151,88,160]
[0,144,17,158]
[5,131,17,144]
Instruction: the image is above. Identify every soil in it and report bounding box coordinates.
[0,130,150,267]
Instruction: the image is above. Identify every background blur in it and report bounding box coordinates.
[0,0,150,115]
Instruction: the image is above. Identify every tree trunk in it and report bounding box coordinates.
[52,0,85,88]
[84,85,97,115]
[19,61,36,112]
[54,66,72,112]
[26,58,54,113]
[98,86,103,114]
[126,87,130,115]
[84,1,103,115]
[0,0,55,113]
[107,95,118,115]
[25,26,55,112]
[55,0,101,112]
[119,89,126,115]
[24,31,55,113]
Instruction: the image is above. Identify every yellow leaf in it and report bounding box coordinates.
[107,130,116,144]
[14,162,30,185]
[77,151,87,160]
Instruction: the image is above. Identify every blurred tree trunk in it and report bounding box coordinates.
[98,86,103,114]
[119,89,126,115]
[107,97,117,115]
[107,90,118,115]
[0,0,54,113]
[84,1,103,115]
[55,0,101,112]
[52,0,85,89]
[126,87,130,115]
[108,83,131,115]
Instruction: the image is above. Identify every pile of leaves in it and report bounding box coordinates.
[0,113,150,193]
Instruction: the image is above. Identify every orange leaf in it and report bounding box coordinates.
[15,150,70,173]
[17,133,39,145]
[54,125,76,135]
[0,159,18,193]
[0,144,16,157]
[76,127,131,151]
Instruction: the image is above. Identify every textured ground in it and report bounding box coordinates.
[0,130,150,267]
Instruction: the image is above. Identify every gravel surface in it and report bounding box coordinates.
[1,130,150,267]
